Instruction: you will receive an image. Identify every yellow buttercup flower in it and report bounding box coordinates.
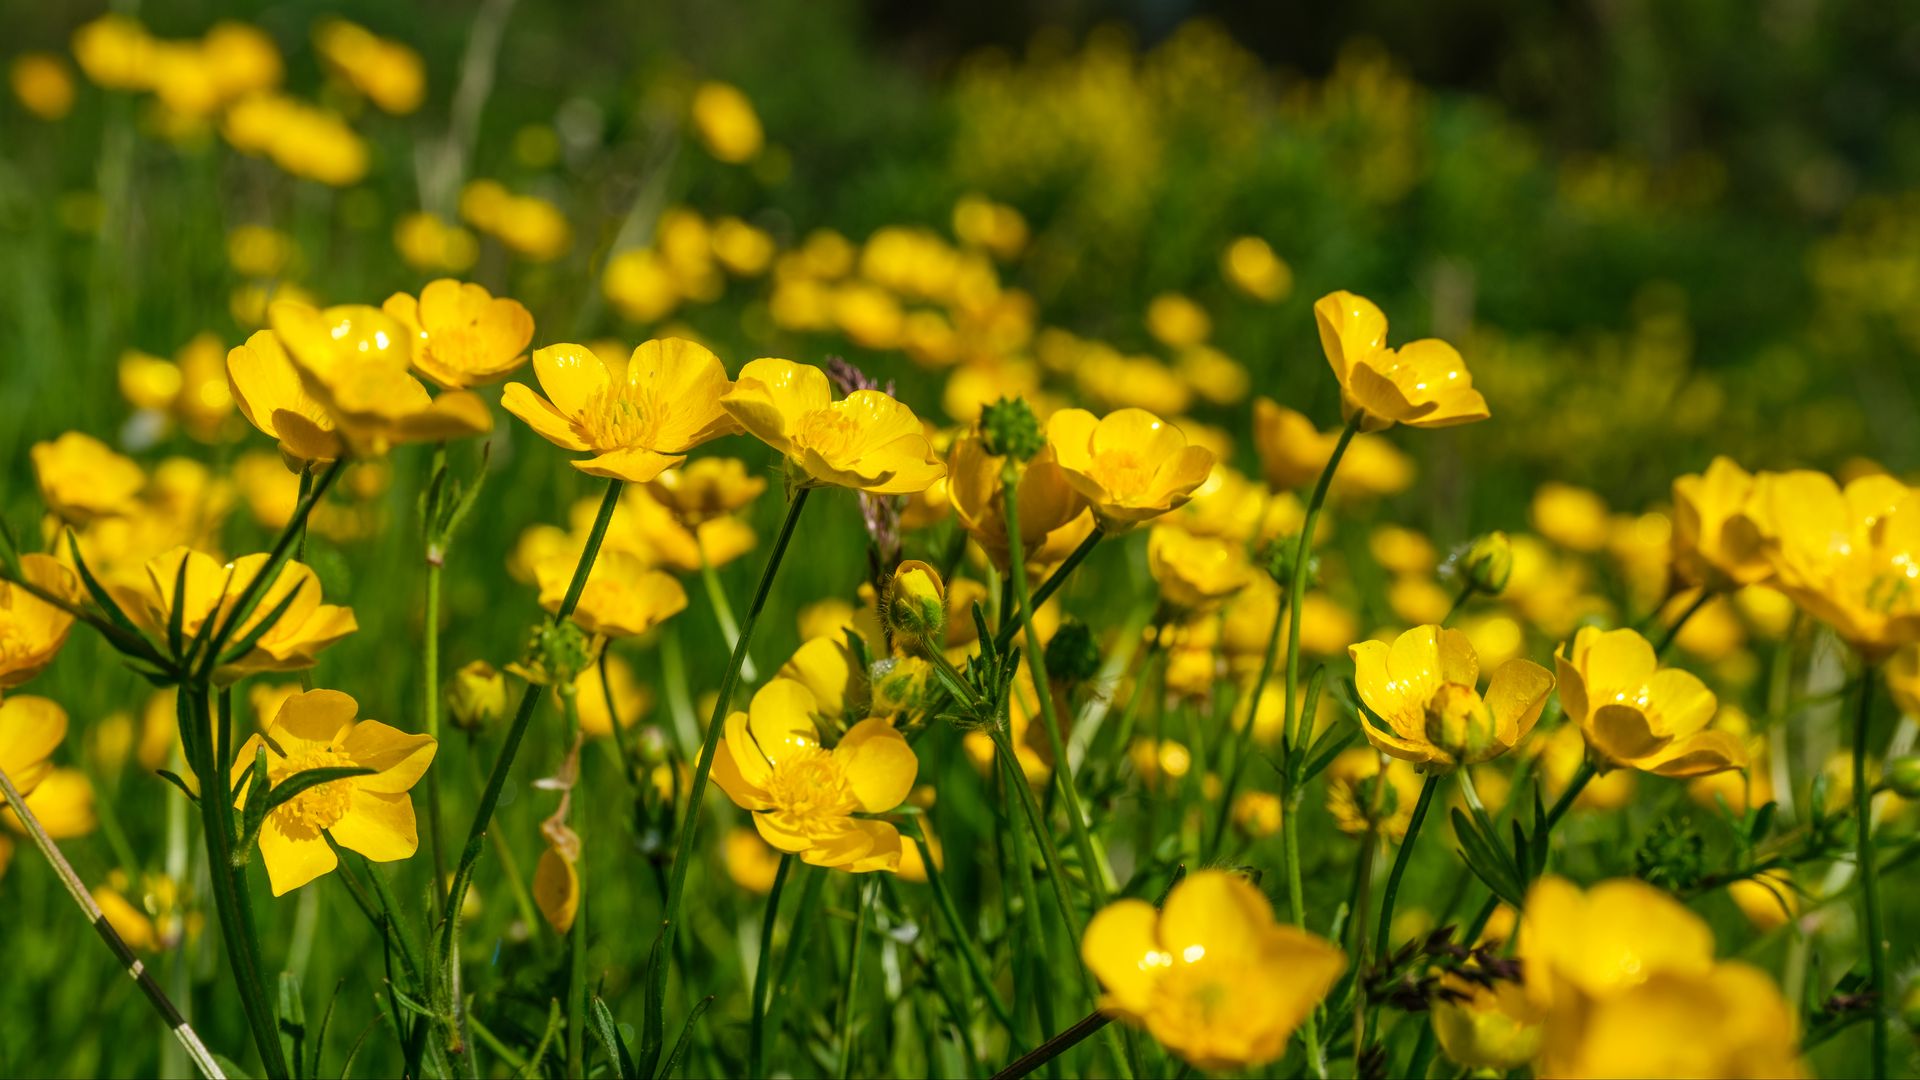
[230,689,437,896]
[779,635,869,729]
[383,279,534,390]
[1081,869,1345,1071]
[1222,236,1292,302]
[1315,290,1488,432]
[536,549,688,640]
[645,457,767,524]
[724,827,785,893]
[1324,746,1424,839]
[1044,408,1215,529]
[0,695,69,797]
[2,766,95,838]
[1750,470,1920,660]
[946,434,1093,573]
[1,555,81,690]
[1555,626,1745,777]
[504,339,739,484]
[722,359,945,494]
[1146,292,1211,349]
[1530,483,1610,553]
[1251,397,1336,491]
[1521,876,1803,1078]
[1148,526,1253,613]
[227,329,344,464]
[268,300,494,455]
[1671,456,1773,588]
[710,679,918,871]
[313,19,424,115]
[1430,966,1544,1071]
[571,653,654,739]
[1349,626,1555,771]
[690,81,764,163]
[32,432,145,524]
[11,53,75,120]
[114,547,357,684]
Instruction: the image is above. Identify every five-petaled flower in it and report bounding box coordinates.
[1315,290,1488,432]
[721,358,945,494]
[1349,625,1555,771]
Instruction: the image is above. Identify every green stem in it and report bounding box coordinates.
[0,763,226,1079]
[699,545,757,682]
[647,487,812,1041]
[837,878,876,1079]
[1283,416,1360,758]
[1282,788,1324,1078]
[202,458,345,671]
[558,685,588,1080]
[1853,666,1888,1080]
[1000,461,1111,904]
[439,478,624,1046]
[749,855,794,1077]
[1441,580,1475,626]
[424,536,447,916]
[905,815,1017,1036]
[1209,585,1286,858]
[992,527,1103,653]
[1654,589,1713,658]
[598,645,641,789]
[181,685,290,1078]
[989,1010,1111,1080]
[1374,774,1440,959]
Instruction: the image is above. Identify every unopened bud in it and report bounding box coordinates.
[1459,531,1514,596]
[1887,755,1920,800]
[446,660,507,731]
[979,397,1044,462]
[1265,534,1318,587]
[886,560,947,645]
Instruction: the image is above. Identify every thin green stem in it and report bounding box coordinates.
[1441,580,1475,626]
[424,541,447,916]
[837,878,876,1079]
[1209,582,1286,858]
[202,458,345,671]
[749,855,794,1077]
[1000,461,1111,904]
[0,764,226,1079]
[905,815,1017,1036]
[1283,416,1360,760]
[989,1010,1111,1080]
[992,527,1103,653]
[1853,666,1888,1080]
[558,685,588,1080]
[181,685,290,1078]
[1654,589,1713,658]
[648,487,812,1040]
[1282,787,1324,1077]
[1374,774,1440,959]
[698,545,757,682]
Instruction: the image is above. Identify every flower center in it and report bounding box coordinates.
[790,406,863,463]
[270,748,355,834]
[762,748,857,831]
[578,382,666,451]
[1149,961,1260,1057]
[1089,448,1153,499]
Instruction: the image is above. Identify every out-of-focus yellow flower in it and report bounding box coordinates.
[712,217,775,276]
[32,432,145,524]
[646,458,766,524]
[723,359,945,495]
[227,329,344,464]
[1530,483,1610,553]
[446,660,507,732]
[1082,869,1344,1071]
[383,279,532,389]
[1148,526,1252,613]
[492,193,572,262]
[1146,292,1211,349]
[603,248,680,323]
[1672,456,1773,588]
[0,695,69,797]
[711,679,917,871]
[1,555,80,690]
[222,94,368,186]
[1324,746,1424,838]
[201,22,282,103]
[896,824,943,884]
[946,435,1093,573]
[1727,869,1797,933]
[227,225,294,279]
[1045,408,1214,529]
[1231,791,1283,838]
[1349,626,1554,771]
[1388,577,1452,625]
[537,550,687,640]
[1734,584,1795,639]
[114,547,356,684]
[1221,236,1292,302]
[1430,967,1544,1071]
[1370,524,1437,576]
[12,53,75,120]
[1332,432,1416,500]
[1315,290,1488,432]
[1556,626,1744,777]
[92,883,159,952]
[505,339,738,484]
[268,300,492,454]
[2,766,95,838]
[1250,398,1332,491]
[71,14,154,90]
[690,81,763,163]
[952,194,1028,260]
[394,213,479,273]
[1176,345,1250,407]
[1521,875,1804,1078]
[724,827,785,893]
[1533,723,1636,811]
[1890,644,1920,719]
[593,486,757,574]
[572,653,653,738]
[313,19,424,115]
[231,689,437,895]
[1751,471,1920,660]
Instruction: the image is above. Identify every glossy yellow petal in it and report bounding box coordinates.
[1647,668,1717,737]
[532,343,611,419]
[713,732,773,810]
[746,679,822,766]
[1589,703,1664,763]
[269,689,357,754]
[1315,290,1387,383]
[1081,898,1162,1018]
[1482,659,1554,744]
[833,718,917,812]
[327,789,418,862]
[258,814,338,896]
[338,719,437,793]
[1158,869,1271,963]
[0,696,68,797]
[1639,729,1747,777]
[501,381,591,451]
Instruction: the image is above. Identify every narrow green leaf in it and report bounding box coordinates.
[235,745,272,867]
[591,997,634,1079]
[266,767,376,813]
[215,581,308,669]
[655,995,713,1080]
[156,769,201,804]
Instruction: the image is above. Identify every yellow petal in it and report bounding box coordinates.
[1314,290,1387,383]
[0,695,68,796]
[258,814,338,896]
[1159,869,1272,965]
[327,789,419,863]
[532,344,611,419]
[502,381,591,451]
[534,845,579,934]
[270,689,357,754]
[1640,730,1747,777]
[338,720,437,793]
[1081,898,1162,1018]
[712,735,773,810]
[1646,668,1716,737]
[746,679,821,766]
[1483,659,1555,745]
[1589,703,1664,763]
[833,718,917,812]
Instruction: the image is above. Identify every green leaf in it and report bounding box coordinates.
[277,971,307,1079]
[656,995,713,1080]
[591,997,634,1079]
[235,745,272,867]
[63,530,152,652]
[215,581,309,669]
[156,769,200,804]
[637,932,666,1078]
[266,767,375,813]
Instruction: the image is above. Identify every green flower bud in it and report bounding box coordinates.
[1887,755,1920,800]
[446,660,507,731]
[979,396,1044,462]
[1265,534,1318,587]
[1459,531,1514,596]
[885,560,947,646]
